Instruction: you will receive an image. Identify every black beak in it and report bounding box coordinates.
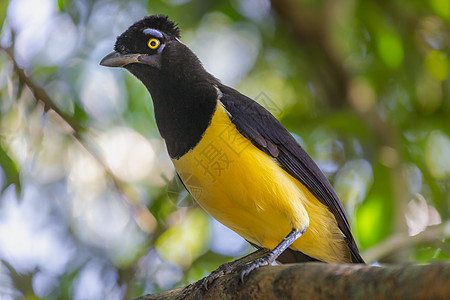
[100,51,162,69]
[100,51,141,68]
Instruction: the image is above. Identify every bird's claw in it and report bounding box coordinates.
[184,252,272,295]
[238,257,271,282]
[199,271,221,290]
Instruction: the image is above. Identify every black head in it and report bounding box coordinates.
[100,15,215,88]
[100,15,220,159]
[100,15,180,69]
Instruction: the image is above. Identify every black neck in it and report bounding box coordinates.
[126,63,218,159]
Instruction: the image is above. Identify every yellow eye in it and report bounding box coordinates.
[148,38,160,49]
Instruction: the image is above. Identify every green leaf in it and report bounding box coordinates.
[0,0,8,32]
[377,30,404,70]
[57,0,65,11]
[425,50,448,81]
[155,208,210,267]
[355,164,394,249]
[430,0,450,20]
[0,141,21,197]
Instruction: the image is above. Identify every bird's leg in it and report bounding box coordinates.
[185,228,305,294]
[239,228,306,281]
[197,248,270,290]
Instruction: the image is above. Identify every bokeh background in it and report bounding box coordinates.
[0,0,449,298]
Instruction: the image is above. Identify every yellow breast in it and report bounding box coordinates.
[172,102,350,263]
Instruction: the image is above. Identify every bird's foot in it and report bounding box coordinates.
[198,260,235,290]
[238,254,273,282]
[182,248,271,296]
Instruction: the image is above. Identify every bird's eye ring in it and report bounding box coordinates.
[148,38,160,49]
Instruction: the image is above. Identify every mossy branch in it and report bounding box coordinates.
[137,262,450,300]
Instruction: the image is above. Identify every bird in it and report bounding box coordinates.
[100,14,365,284]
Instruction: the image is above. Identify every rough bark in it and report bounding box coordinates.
[136,262,450,300]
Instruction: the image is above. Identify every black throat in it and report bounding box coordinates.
[125,60,219,159]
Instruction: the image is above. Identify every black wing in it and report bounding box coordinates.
[218,85,364,263]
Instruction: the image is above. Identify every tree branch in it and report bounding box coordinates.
[270,0,349,108]
[1,46,84,133]
[362,221,450,262]
[137,262,450,300]
[1,45,130,194]
[0,45,155,233]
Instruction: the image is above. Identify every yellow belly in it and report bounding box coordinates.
[172,102,350,263]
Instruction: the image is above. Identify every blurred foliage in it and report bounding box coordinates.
[0,0,449,299]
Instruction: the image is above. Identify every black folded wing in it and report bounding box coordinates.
[219,85,364,263]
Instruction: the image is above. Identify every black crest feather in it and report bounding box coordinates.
[114,15,181,54]
[130,15,180,38]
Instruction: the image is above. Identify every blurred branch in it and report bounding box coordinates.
[269,0,402,150]
[269,0,399,146]
[362,221,450,263]
[1,259,35,298]
[0,45,130,191]
[270,0,349,108]
[136,262,450,300]
[0,45,151,224]
[1,46,84,134]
